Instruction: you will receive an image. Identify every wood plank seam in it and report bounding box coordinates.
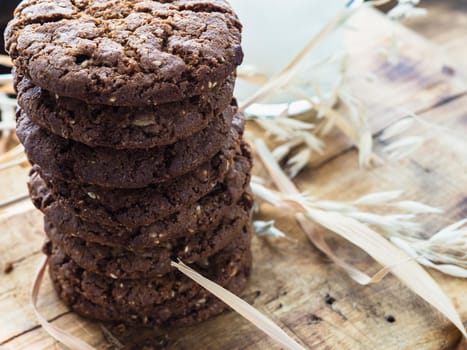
[314,89,467,171]
[0,311,71,346]
[1,6,466,349]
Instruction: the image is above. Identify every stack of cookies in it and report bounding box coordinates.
[6,0,253,327]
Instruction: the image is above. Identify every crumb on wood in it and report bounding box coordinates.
[324,293,336,305]
[307,314,323,324]
[4,261,14,274]
[441,65,456,76]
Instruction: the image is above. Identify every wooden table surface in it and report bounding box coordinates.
[406,0,467,79]
[1,5,466,350]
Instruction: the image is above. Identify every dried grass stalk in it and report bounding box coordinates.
[171,261,307,350]
[239,6,357,112]
[304,208,466,337]
[253,139,466,337]
[391,218,467,277]
[297,216,393,285]
[32,256,97,350]
[239,1,427,170]
[237,64,269,85]
[254,220,289,239]
[286,148,312,178]
[391,237,467,278]
[254,140,384,284]
[31,253,308,350]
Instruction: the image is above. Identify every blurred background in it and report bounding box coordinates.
[0,0,19,74]
[1,0,466,75]
[1,1,466,92]
[1,1,467,61]
[0,2,466,348]
[0,0,466,128]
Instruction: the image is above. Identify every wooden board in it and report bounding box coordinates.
[0,7,466,350]
[406,0,467,80]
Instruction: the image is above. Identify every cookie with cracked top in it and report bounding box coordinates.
[47,223,252,327]
[29,140,252,228]
[46,239,249,313]
[5,0,242,106]
[15,72,235,149]
[18,104,237,188]
[36,175,252,250]
[44,194,252,279]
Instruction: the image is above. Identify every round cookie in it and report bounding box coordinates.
[40,182,252,250]
[47,224,252,327]
[18,105,237,188]
[44,197,252,279]
[16,72,236,149]
[47,240,249,313]
[6,0,243,106]
[29,140,252,228]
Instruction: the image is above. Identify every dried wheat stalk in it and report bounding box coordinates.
[9,1,467,348]
[252,138,466,336]
[238,0,427,172]
[30,254,307,350]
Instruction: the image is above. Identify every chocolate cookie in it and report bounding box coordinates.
[29,141,252,228]
[18,105,237,188]
[44,195,252,279]
[16,72,235,149]
[47,239,249,313]
[6,0,242,106]
[40,181,252,250]
[48,224,252,327]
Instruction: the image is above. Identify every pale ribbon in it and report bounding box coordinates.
[31,256,307,350]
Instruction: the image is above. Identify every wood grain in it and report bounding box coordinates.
[309,8,467,168]
[0,7,466,350]
[406,0,467,80]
